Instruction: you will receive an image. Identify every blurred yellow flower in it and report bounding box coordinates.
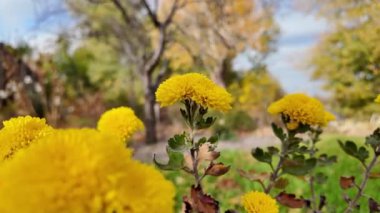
[97,107,144,142]
[375,95,380,103]
[155,73,232,112]
[268,93,335,128]
[242,191,279,213]
[0,116,53,160]
[0,129,175,213]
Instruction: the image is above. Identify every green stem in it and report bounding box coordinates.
[309,134,318,212]
[185,100,201,187]
[264,131,294,194]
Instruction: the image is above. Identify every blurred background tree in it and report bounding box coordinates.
[310,0,380,118]
[163,0,278,86]
[1,0,283,143]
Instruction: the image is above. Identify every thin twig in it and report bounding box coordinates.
[344,152,379,213]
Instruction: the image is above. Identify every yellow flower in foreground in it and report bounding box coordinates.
[97,107,144,142]
[268,93,335,129]
[156,73,232,112]
[0,129,175,213]
[375,95,380,103]
[242,191,279,213]
[0,116,53,160]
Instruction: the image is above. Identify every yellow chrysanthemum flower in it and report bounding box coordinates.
[375,95,380,103]
[97,107,144,142]
[268,93,335,129]
[156,73,232,112]
[0,116,53,160]
[0,129,175,213]
[242,191,279,213]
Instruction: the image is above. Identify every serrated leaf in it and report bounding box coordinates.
[196,117,216,129]
[198,143,220,162]
[358,146,370,162]
[267,146,279,155]
[271,123,285,140]
[198,137,207,145]
[339,140,369,163]
[366,128,380,150]
[153,148,184,171]
[168,134,187,151]
[282,158,317,176]
[183,185,219,213]
[252,147,272,164]
[208,135,219,144]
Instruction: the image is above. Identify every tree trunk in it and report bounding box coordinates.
[211,58,228,87]
[142,73,158,144]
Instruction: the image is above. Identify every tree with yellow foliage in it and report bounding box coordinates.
[163,0,278,86]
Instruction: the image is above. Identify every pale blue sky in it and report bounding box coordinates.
[0,0,328,96]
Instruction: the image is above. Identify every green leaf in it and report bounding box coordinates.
[366,128,380,151]
[180,108,188,120]
[252,147,272,164]
[315,172,328,184]
[339,140,369,163]
[267,146,279,155]
[282,157,317,176]
[271,123,285,140]
[208,135,219,144]
[153,148,184,171]
[358,146,370,162]
[168,134,187,151]
[196,117,216,129]
[198,137,207,145]
[318,154,337,166]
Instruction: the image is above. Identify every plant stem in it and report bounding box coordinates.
[309,175,318,212]
[309,134,318,212]
[186,100,201,187]
[343,153,379,213]
[264,155,284,194]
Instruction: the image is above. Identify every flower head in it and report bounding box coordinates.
[268,93,335,129]
[0,129,175,213]
[0,116,53,160]
[375,95,380,103]
[97,107,144,142]
[156,73,232,112]
[242,191,279,213]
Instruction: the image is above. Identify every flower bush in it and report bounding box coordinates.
[1,74,380,213]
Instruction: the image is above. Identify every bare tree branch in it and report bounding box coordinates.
[163,0,180,26]
[111,0,132,25]
[141,0,160,27]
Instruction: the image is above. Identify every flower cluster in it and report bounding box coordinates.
[268,93,335,129]
[375,95,380,103]
[0,129,174,213]
[97,107,144,142]
[0,116,53,161]
[242,191,279,213]
[155,73,232,112]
